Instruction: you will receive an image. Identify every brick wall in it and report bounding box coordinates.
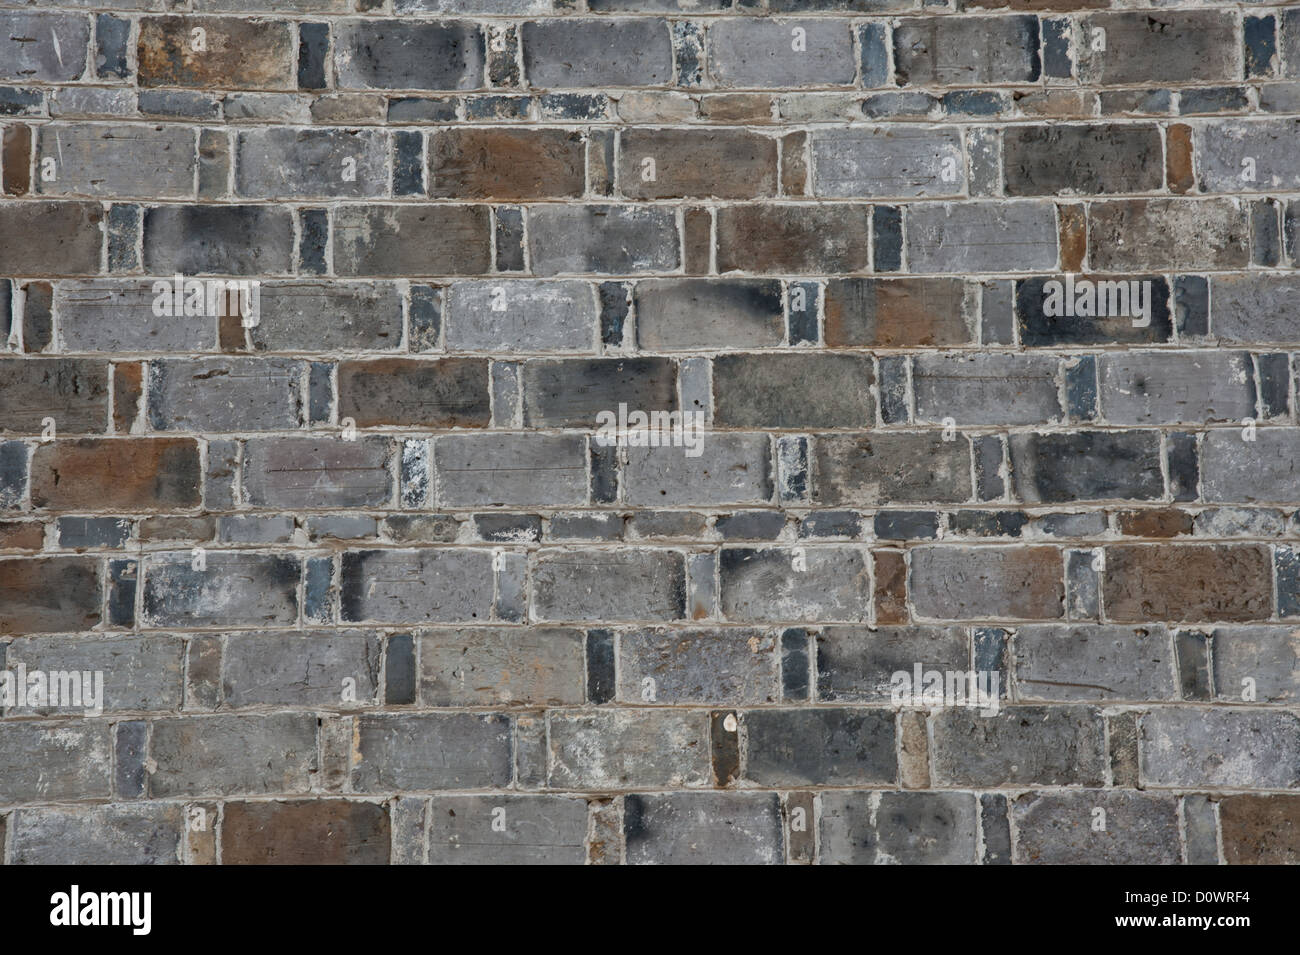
[0,0,1298,865]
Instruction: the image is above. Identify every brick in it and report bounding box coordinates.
[905,201,1058,273]
[420,627,585,706]
[1077,12,1240,86]
[893,16,1040,86]
[433,433,587,508]
[337,358,489,428]
[716,203,872,274]
[1203,429,1300,504]
[242,437,391,508]
[708,20,855,89]
[617,628,778,705]
[913,353,1061,426]
[528,205,679,276]
[622,433,772,506]
[521,357,675,428]
[429,128,585,200]
[810,432,971,505]
[810,127,964,199]
[745,708,896,786]
[428,795,588,865]
[523,19,672,89]
[910,546,1064,620]
[444,280,594,352]
[1140,708,1300,789]
[533,548,685,622]
[1103,545,1272,623]
[932,705,1105,786]
[0,201,104,275]
[624,793,783,865]
[634,280,784,351]
[1008,431,1163,504]
[825,277,972,347]
[31,438,200,510]
[148,357,304,432]
[138,17,295,90]
[547,709,710,789]
[221,630,381,707]
[222,801,390,865]
[1013,625,1176,702]
[37,124,197,199]
[149,714,317,797]
[619,128,777,200]
[1003,124,1163,195]
[821,792,978,865]
[142,551,299,628]
[235,128,387,199]
[352,713,513,791]
[1011,792,1181,865]
[0,13,90,83]
[334,205,491,276]
[1220,795,1300,864]
[1097,351,1256,425]
[0,557,101,634]
[334,20,484,91]
[1088,199,1249,271]
[713,353,873,429]
[143,205,294,275]
[0,357,109,434]
[816,626,968,703]
[719,546,871,623]
[10,805,184,865]
[340,549,494,624]
[1211,626,1300,704]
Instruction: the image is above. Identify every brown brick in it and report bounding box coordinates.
[0,357,109,435]
[0,201,104,276]
[221,800,391,865]
[1058,202,1086,272]
[0,520,44,550]
[1220,795,1300,864]
[899,711,930,789]
[30,438,202,510]
[873,549,908,625]
[780,131,808,196]
[139,515,215,542]
[138,16,295,90]
[825,277,973,347]
[619,128,778,200]
[966,0,1104,8]
[1166,123,1194,195]
[684,206,712,276]
[1088,199,1249,271]
[2,124,30,196]
[716,203,872,274]
[0,556,101,633]
[699,94,773,124]
[1116,508,1194,538]
[333,205,491,277]
[428,128,585,200]
[1104,544,1272,622]
[112,362,142,434]
[337,358,490,428]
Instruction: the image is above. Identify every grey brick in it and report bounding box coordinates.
[893,16,1039,86]
[910,546,1064,620]
[1211,626,1300,704]
[0,13,90,83]
[932,705,1106,787]
[634,279,784,351]
[1011,791,1181,865]
[906,202,1058,273]
[428,795,588,865]
[1013,625,1176,702]
[37,124,197,199]
[820,792,978,865]
[1009,431,1163,504]
[1097,351,1256,425]
[533,548,685,622]
[744,708,896,786]
[811,432,971,505]
[816,625,969,703]
[713,353,874,429]
[547,709,710,789]
[0,723,110,803]
[9,805,183,865]
[913,353,1061,426]
[335,20,485,91]
[719,546,871,623]
[5,634,183,714]
[243,436,392,508]
[708,20,856,89]
[142,551,300,628]
[148,357,305,432]
[622,433,772,506]
[624,792,783,865]
[55,280,216,353]
[445,280,595,353]
[521,357,676,429]
[235,128,388,199]
[1139,708,1300,789]
[523,19,672,89]
[617,628,778,705]
[149,714,317,797]
[420,627,585,706]
[143,205,294,275]
[221,630,382,707]
[1077,12,1240,86]
[810,127,963,199]
[527,205,679,276]
[434,433,587,508]
[340,549,494,624]
[351,712,513,791]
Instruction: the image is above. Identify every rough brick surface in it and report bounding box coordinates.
[0,0,1294,868]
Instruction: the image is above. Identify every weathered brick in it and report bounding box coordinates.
[1088,199,1249,271]
[825,277,972,348]
[1013,625,1176,702]
[340,549,494,624]
[433,433,587,508]
[625,792,783,865]
[810,432,971,505]
[143,205,294,275]
[528,205,679,276]
[634,279,784,351]
[905,201,1058,273]
[1103,545,1273,623]
[37,124,197,199]
[1003,124,1163,196]
[10,805,183,865]
[547,709,710,789]
[534,548,685,622]
[910,546,1064,620]
[810,127,963,199]
[1140,708,1300,789]
[719,546,871,623]
[713,353,874,429]
[913,353,1061,426]
[337,358,489,428]
[820,792,978,865]
[334,20,484,91]
[428,795,588,865]
[745,708,896,786]
[0,357,109,434]
[716,203,872,274]
[523,19,672,89]
[932,705,1106,786]
[0,13,90,83]
[709,20,855,89]
[149,714,317,797]
[0,201,104,275]
[334,205,491,276]
[1076,12,1240,86]
[1220,795,1300,864]
[138,17,295,90]
[1096,351,1256,425]
[1008,431,1163,504]
[1011,792,1181,865]
[429,128,585,200]
[31,438,200,510]
[222,800,390,865]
